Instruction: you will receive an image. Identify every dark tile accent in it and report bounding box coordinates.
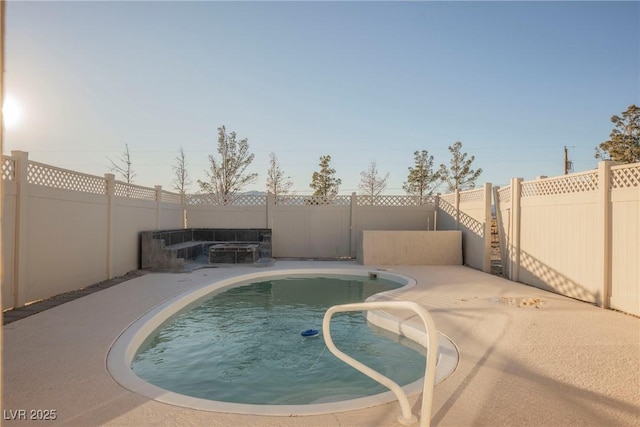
[194,244,203,258]
[193,229,214,241]
[236,250,257,263]
[236,229,259,242]
[214,229,236,242]
[169,231,185,246]
[210,251,236,263]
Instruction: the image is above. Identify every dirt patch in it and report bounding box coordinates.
[3,270,148,325]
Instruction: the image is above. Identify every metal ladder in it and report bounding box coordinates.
[322,301,438,427]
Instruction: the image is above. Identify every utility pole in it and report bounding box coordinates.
[564,146,573,175]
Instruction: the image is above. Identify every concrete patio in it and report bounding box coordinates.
[3,261,639,426]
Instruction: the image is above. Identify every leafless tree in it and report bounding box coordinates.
[266,152,293,202]
[107,143,135,183]
[172,146,192,193]
[358,160,389,205]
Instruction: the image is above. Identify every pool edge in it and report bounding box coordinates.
[106,267,458,416]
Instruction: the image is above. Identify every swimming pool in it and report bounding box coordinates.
[108,268,458,415]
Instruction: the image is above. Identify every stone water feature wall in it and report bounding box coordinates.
[140,228,272,271]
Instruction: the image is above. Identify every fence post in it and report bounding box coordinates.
[105,173,115,280]
[483,182,492,273]
[155,185,162,230]
[454,188,460,229]
[510,178,523,282]
[266,192,275,230]
[597,161,614,308]
[11,150,28,307]
[181,191,187,228]
[350,192,357,258]
[434,193,440,231]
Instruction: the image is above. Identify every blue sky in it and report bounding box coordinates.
[3,1,639,194]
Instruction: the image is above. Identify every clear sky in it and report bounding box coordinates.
[3,1,639,194]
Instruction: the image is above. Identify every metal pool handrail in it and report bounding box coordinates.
[322,301,438,427]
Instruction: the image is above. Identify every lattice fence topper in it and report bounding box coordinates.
[521,171,598,197]
[277,194,352,206]
[161,191,183,204]
[459,188,485,204]
[438,198,457,216]
[185,193,216,205]
[496,186,511,204]
[459,210,484,235]
[27,162,106,194]
[184,193,267,206]
[356,195,428,207]
[2,157,15,181]
[232,194,267,206]
[611,164,640,189]
[114,182,156,200]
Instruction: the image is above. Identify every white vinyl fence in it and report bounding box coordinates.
[1,151,184,309]
[4,151,637,317]
[495,161,640,316]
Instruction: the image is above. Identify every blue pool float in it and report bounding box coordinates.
[301,329,320,337]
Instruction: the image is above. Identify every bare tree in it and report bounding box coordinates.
[266,152,293,201]
[358,160,389,205]
[403,150,439,204]
[197,125,258,205]
[438,141,482,192]
[172,146,192,193]
[107,143,135,183]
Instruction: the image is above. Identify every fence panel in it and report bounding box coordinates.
[160,202,185,229]
[272,205,351,258]
[437,193,458,232]
[186,206,267,229]
[24,185,109,304]
[2,174,17,309]
[436,185,491,272]
[609,164,640,315]
[112,198,157,276]
[519,188,601,303]
[459,187,490,272]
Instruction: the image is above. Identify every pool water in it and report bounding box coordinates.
[131,275,426,405]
